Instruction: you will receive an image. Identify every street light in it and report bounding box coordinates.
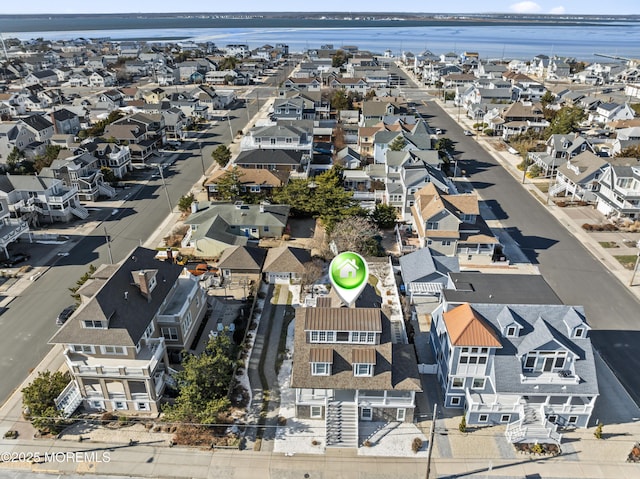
[630,241,640,286]
[226,114,234,141]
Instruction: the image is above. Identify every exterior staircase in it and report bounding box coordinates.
[70,204,90,220]
[98,183,117,198]
[326,401,358,448]
[55,380,83,417]
[549,182,567,197]
[505,404,562,444]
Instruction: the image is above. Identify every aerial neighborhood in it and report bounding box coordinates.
[2,29,640,476]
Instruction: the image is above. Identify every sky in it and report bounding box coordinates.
[1,1,637,16]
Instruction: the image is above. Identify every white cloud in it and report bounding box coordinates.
[510,1,543,13]
[549,6,566,14]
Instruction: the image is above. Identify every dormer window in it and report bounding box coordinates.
[83,320,105,329]
[506,326,517,337]
[311,363,330,375]
[353,363,374,377]
[574,328,585,338]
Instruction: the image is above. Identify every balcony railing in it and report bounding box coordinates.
[520,371,581,385]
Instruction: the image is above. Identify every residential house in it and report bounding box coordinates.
[234,149,307,175]
[594,159,640,219]
[83,141,133,179]
[529,134,595,178]
[21,114,55,143]
[399,247,459,302]
[549,151,607,203]
[24,69,59,87]
[291,304,422,447]
[49,247,207,416]
[282,77,322,92]
[50,108,81,135]
[263,246,312,284]
[271,97,307,121]
[161,107,188,141]
[500,101,548,141]
[0,173,88,224]
[335,147,362,170]
[205,167,287,200]
[588,102,635,126]
[183,202,290,258]
[89,70,116,88]
[410,183,499,263]
[240,123,313,154]
[329,77,369,96]
[217,245,267,281]
[0,197,30,259]
[0,122,37,163]
[430,291,598,442]
[41,152,116,201]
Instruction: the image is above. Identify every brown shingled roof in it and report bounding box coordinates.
[443,303,502,347]
[304,307,381,332]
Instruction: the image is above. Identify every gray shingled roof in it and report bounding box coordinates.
[400,247,459,285]
[470,303,599,396]
[217,245,266,271]
[49,247,184,347]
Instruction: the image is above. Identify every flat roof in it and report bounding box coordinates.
[443,272,562,305]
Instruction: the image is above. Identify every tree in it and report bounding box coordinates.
[100,166,117,183]
[370,203,398,229]
[434,137,455,161]
[22,370,70,433]
[330,215,383,257]
[163,334,236,424]
[218,56,238,71]
[617,145,640,158]
[388,135,407,151]
[330,89,351,112]
[178,193,195,214]
[212,145,232,168]
[364,89,377,100]
[544,106,585,135]
[273,167,358,229]
[540,90,556,108]
[68,264,96,305]
[301,258,325,294]
[331,49,348,68]
[215,167,244,201]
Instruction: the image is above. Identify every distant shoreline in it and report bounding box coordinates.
[0,13,636,36]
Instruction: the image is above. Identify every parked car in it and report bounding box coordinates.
[435,128,443,135]
[464,130,473,136]
[2,253,30,267]
[56,305,76,326]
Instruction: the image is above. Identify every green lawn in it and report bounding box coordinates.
[599,241,619,248]
[614,255,638,270]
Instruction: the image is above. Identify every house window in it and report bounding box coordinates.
[182,311,193,335]
[574,328,584,338]
[72,345,94,354]
[91,401,105,409]
[310,406,322,418]
[354,363,373,377]
[548,415,557,424]
[310,331,335,343]
[361,407,373,420]
[113,401,128,410]
[250,186,261,193]
[472,378,486,389]
[506,326,517,337]
[568,416,578,424]
[452,377,464,389]
[460,349,489,366]
[426,221,439,230]
[500,414,511,423]
[441,240,451,246]
[397,408,406,421]
[144,322,155,338]
[161,327,179,341]
[101,345,126,355]
[450,396,461,406]
[311,362,330,376]
[136,402,150,411]
[478,414,488,423]
[83,320,105,329]
[525,356,536,369]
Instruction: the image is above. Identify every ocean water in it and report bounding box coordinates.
[1,17,639,61]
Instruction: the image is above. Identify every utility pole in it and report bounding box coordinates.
[103,226,113,265]
[630,245,640,286]
[226,114,234,141]
[199,140,205,176]
[158,165,172,215]
[425,403,437,479]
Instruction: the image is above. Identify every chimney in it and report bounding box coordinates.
[124,291,128,300]
[138,271,152,302]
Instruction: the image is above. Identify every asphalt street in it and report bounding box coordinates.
[0,85,269,405]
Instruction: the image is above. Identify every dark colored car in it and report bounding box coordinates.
[2,253,30,267]
[56,305,76,326]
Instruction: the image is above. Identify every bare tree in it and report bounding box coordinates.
[301,259,325,298]
[330,216,382,257]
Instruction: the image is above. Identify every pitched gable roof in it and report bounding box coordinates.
[443,303,502,347]
[263,246,311,274]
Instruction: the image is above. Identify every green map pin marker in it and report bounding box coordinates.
[329,251,368,306]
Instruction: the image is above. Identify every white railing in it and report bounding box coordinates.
[55,380,83,418]
[520,372,581,385]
